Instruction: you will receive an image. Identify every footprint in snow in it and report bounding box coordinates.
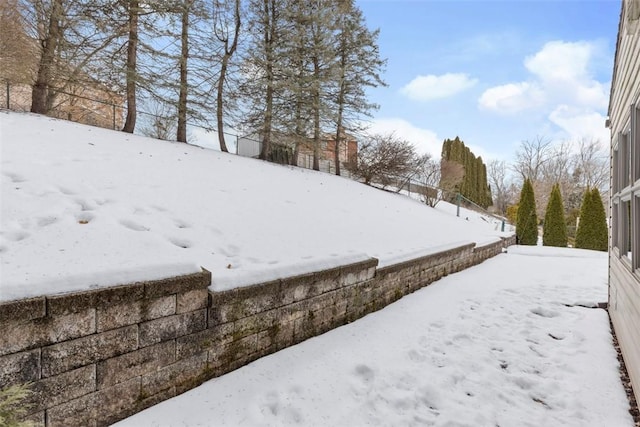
[530,307,559,318]
[174,219,190,229]
[75,198,96,211]
[58,186,76,195]
[354,364,375,383]
[119,219,149,232]
[3,172,26,183]
[168,237,191,249]
[3,230,30,241]
[37,216,57,227]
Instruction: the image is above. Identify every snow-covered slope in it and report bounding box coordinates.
[0,112,511,301]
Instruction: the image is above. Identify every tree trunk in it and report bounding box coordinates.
[259,0,275,160]
[334,105,343,176]
[312,54,320,171]
[261,75,273,160]
[176,1,190,143]
[216,0,241,152]
[216,57,229,152]
[122,0,139,134]
[31,0,63,114]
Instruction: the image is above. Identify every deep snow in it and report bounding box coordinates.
[1,111,509,301]
[116,246,633,427]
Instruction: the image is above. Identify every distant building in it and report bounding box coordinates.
[607,0,640,405]
[236,130,358,175]
[0,0,124,130]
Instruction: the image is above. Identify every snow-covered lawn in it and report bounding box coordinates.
[0,112,509,301]
[116,246,633,427]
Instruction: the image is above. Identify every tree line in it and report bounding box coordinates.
[1,0,385,173]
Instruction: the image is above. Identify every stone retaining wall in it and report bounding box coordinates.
[0,236,515,426]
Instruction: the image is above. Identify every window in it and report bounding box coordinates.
[612,103,639,271]
[635,195,640,270]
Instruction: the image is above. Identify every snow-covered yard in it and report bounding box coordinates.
[1,112,633,426]
[116,246,633,427]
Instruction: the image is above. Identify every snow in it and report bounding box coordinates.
[0,111,510,301]
[2,112,632,426]
[115,246,633,427]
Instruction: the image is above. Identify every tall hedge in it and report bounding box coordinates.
[543,183,568,247]
[516,178,538,245]
[575,188,608,251]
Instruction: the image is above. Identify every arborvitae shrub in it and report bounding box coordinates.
[516,178,538,245]
[543,183,568,247]
[575,188,608,251]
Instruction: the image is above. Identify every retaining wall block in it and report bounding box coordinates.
[47,284,144,317]
[0,296,46,324]
[27,365,96,412]
[144,270,211,299]
[175,322,234,360]
[233,309,278,339]
[176,288,208,314]
[46,376,141,427]
[41,325,138,378]
[0,348,41,385]
[141,351,208,397]
[97,295,176,333]
[0,308,96,357]
[138,309,206,348]
[96,340,176,389]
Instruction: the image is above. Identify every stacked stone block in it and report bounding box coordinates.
[0,236,515,426]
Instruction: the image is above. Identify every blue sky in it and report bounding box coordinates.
[356,0,621,161]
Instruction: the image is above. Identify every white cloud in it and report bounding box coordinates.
[477,40,611,146]
[364,118,442,157]
[548,105,610,144]
[524,41,593,81]
[400,73,478,101]
[478,82,545,114]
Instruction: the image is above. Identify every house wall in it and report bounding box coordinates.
[608,0,640,406]
[1,236,514,426]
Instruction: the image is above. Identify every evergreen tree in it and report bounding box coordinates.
[575,188,608,251]
[543,183,568,247]
[516,178,538,245]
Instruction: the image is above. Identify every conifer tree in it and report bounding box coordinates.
[516,178,538,245]
[575,188,608,251]
[543,183,568,247]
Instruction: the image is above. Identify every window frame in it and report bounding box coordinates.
[612,103,639,273]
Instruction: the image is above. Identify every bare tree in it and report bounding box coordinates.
[512,136,552,184]
[573,138,608,192]
[213,0,241,151]
[348,133,422,187]
[487,160,513,215]
[414,157,462,207]
[140,101,176,140]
